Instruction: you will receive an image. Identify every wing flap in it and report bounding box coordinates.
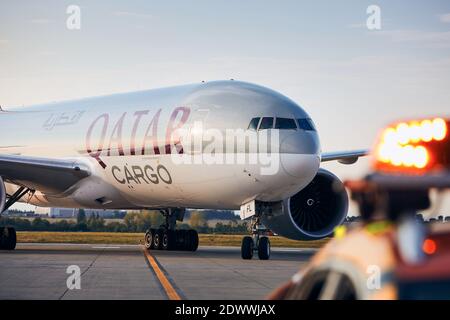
[0,154,90,194]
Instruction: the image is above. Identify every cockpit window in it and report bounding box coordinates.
[259,117,274,130]
[297,118,316,131]
[275,118,297,130]
[248,117,260,131]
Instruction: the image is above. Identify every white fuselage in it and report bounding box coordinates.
[1,81,321,210]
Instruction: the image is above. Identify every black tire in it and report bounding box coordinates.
[241,236,254,260]
[184,230,193,251]
[7,227,17,250]
[162,230,176,250]
[0,227,5,250]
[257,236,270,260]
[162,232,169,250]
[144,229,154,249]
[176,229,187,250]
[188,229,199,252]
[153,229,163,250]
[0,227,16,251]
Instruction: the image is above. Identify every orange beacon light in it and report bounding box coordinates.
[373,117,449,175]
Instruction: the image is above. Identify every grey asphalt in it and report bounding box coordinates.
[0,243,316,300]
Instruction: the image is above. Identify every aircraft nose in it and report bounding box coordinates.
[279,131,320,178]
[280,131,320,154]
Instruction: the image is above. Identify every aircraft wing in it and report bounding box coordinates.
[321,149,369,164]
[0,154,90,194]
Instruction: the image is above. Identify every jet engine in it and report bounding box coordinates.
[0,177,5,213]
[261,169,348,240]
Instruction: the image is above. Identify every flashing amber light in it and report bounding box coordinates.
[422,239,437,255]
[374,117,448,172]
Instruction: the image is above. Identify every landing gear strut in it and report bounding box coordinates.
[241,216,271,260]
[144,208,199,252]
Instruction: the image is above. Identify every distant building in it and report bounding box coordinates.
[47,208,123,218]
[34,207,50,216]
[49,208,77,218]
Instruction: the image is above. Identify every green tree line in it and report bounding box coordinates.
[0,209,248,234]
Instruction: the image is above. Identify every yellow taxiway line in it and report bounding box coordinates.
[143,248,181,300]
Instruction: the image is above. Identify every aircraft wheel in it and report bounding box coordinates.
[258,236,270,260]
[0,227,16,251]
[153,229,163,250]
[187,229,199,252]
[162,230,176,250]
[241,236,254,260]
[184,230,193,251]
[144,229,154,249]
[176,229,187,250]
[0,227,4,249]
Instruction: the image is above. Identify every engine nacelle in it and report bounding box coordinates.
[0,176,6,213]
[261,169,348,240]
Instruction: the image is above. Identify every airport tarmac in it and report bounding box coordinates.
[0,243,316,300]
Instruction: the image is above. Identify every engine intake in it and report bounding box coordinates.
[261,169,348,240]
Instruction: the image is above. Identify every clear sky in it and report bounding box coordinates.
[1,0,450,216]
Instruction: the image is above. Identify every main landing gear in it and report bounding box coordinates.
[241,216,271,260]
[144,208,199,251]
[0,184,32,251]
[0,227,16,250]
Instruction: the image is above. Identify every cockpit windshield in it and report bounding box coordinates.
[247,117,315,131]
[275,118,297,130]
[297,118,316,131]
[259,117,274,130]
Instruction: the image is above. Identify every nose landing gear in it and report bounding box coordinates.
[143,208,199,252]
[241,216,271,260]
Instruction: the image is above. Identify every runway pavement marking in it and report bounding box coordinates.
[143,248,181,300]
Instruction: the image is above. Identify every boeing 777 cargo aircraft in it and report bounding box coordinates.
[0,80,367,259]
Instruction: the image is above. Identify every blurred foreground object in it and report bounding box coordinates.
[268,116,450,300]
[375,117,448,173]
